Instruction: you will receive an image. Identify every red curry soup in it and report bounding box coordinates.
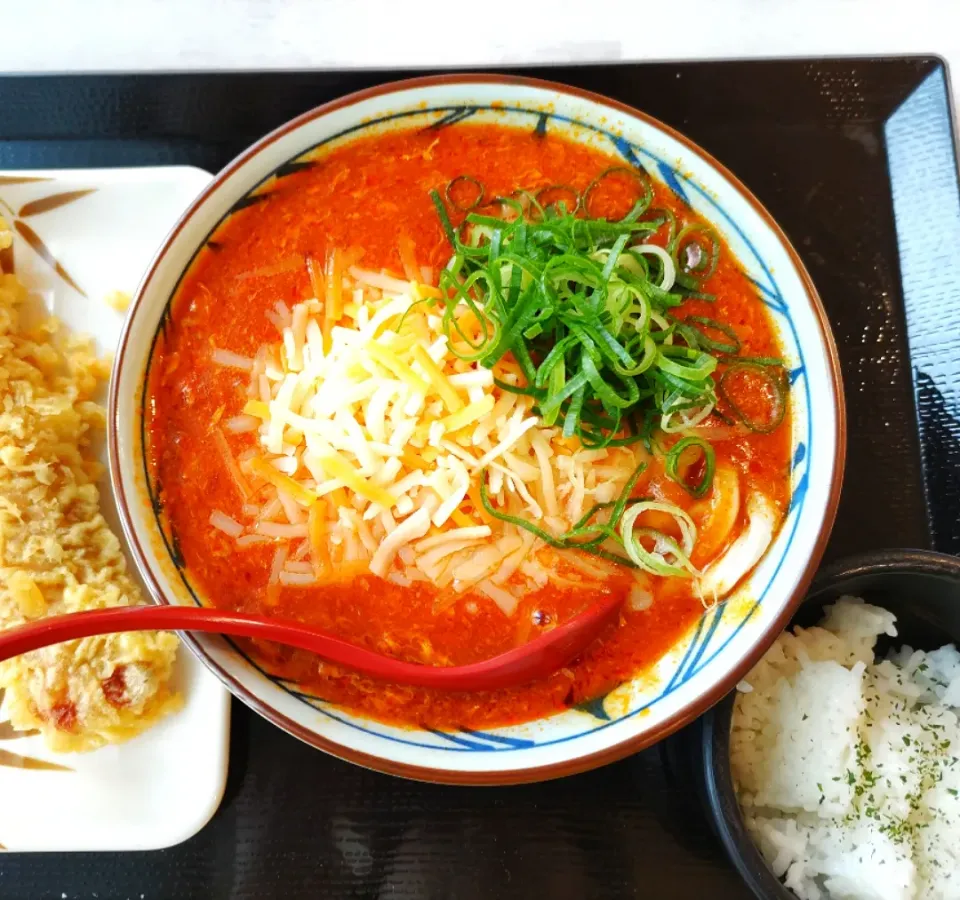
[146,123,791,730]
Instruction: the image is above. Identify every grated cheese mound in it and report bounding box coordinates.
[0,220,180,752]
[213,260,649,615]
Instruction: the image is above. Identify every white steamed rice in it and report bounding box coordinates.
[732,597,960,900]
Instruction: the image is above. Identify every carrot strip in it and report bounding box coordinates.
[450,508,477,529]
[321,248,342,355]
[212,428,253,500]
[249,458,318,507]
[467,483,493,524]
[398,234,420,282]
[411,344,463,412]
[321,317,333,356]
[325,488,347,512]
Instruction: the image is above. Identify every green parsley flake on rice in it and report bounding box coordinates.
[732,597,960,900]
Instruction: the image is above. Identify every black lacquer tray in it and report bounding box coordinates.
[1,57,958,900]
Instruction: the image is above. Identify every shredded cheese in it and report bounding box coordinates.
[369,506,432,577]
[316,451,398,508]
[205,262,646,615]
[437,396,494,435]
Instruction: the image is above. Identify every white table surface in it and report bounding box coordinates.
[5,0,958,103]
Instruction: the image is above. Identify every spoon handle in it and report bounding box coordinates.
[0,598,621,691]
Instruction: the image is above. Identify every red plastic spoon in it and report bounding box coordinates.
[0,596,623,692]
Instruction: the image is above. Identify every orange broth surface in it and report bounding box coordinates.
[146,123,791,730]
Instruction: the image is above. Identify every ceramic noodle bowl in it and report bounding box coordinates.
[109,75,845,783]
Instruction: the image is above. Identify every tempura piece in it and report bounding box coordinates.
[0,217,180,752]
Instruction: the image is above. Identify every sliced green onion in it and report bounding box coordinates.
[582,166,653,221]
[614,334,657,377]
[625,528,696,577]
[642,207,677,246]
[671,224,720,279]
[734,355,785,366]
[494,377,537,395]
[600,234,631,283]
[536,184,580,215]
[431,190,457,245]
[631,244,676,291]
[682,316,741,355]
[562,384,586,438]
[445,175,485,211]
[539,369,590,417]
[718,362,787,433]
[419,173,786,562]
[606,460,648,531]
[619,501,698,577]
[661,400,716,434]
[665,436,716,498]
[675,287,716,303]
[656,345,718,383]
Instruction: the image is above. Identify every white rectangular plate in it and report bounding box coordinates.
[0,166,230,852]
